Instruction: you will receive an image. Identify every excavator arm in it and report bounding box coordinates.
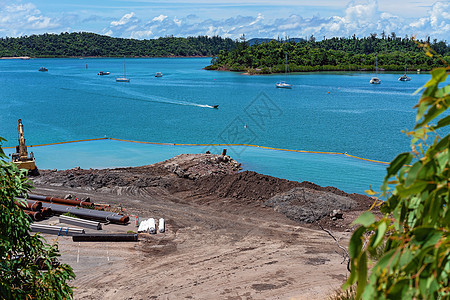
[17,119,29,160]
[12,119,38,175]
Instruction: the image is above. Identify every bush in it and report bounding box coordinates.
[0,138,75,299]
[343,47,449,299]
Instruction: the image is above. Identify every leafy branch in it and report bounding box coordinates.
[343,44,449,299]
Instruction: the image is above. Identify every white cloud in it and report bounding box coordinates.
[1,0,448,42]
[0,2,59,36]
[410,2,450,37]
[100,0,449,41]
[152,14,167,22]
[173,17,182,26]
[111,12,136,26]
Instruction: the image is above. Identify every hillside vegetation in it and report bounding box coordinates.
[0,32,236,57]
[206,35,450,73]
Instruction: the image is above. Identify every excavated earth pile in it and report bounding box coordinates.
[33,153,375,229]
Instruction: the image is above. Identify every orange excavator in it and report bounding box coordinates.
[12,119,38,175]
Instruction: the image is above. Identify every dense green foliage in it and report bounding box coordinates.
[0,32,237,57]
[344,47,449,299]
[0,139,75,299]
[206,35,450,73]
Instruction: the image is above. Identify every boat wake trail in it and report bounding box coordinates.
[119,88,217,108]
[60,87,218,109]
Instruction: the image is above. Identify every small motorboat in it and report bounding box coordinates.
[38,67,48,72]
[212,105,219,109]
[98,71,110,75]
[155,72,163,77]
[275,81,292,89]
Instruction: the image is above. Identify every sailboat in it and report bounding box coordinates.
[370,54,381,84]
[398,58,411,81]
[116,56,130,82]
[276,53,292,89]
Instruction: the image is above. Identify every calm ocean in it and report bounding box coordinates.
[0,57,438,194]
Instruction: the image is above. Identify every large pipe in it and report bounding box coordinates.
[72,233,138,242]
[15,199,42,211]
[41,207,53,217]
[30,224,85,236]
[59,215,102,230]
[26,193,92,207]
[25,211,43,221]
[25,200,129,224]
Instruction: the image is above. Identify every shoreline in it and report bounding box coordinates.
[1,55,212,59]
[0,56,31,60]
[205,65,426,75]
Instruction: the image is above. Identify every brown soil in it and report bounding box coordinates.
[31,153,378,299]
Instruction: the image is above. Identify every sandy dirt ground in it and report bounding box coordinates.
[30,154,375,300]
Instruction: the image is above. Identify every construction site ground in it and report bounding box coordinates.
[31,154,377,300]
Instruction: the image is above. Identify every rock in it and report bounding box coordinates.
[330,209,343,220]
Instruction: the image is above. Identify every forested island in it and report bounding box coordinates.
[0,32,236,57]
[1,32,449,73]
[206,35,450,74]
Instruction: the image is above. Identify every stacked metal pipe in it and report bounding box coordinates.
[27,193,93,207]
[16,193,130,226]
[30,224,85,236]
[59,215,102,230]
[15,199,46,221]
[25,200,129,224]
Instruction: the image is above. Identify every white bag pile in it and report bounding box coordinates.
[138,217,165,234]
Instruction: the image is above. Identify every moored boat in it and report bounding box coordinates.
[276,53,292,89]
[398,74,411,81]
[398,59,411,81]
[116,77,130,82]
[38,67,48,72]
[369,77,381,84]
[155,72,163,77]
[275,81,293,88]
[98,71,110,75]
[116,56,130,83]
[370,54,381,84]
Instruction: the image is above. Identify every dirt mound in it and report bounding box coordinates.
[157,153,241,179]
[34,153,241,189]
[193,170,373,207]
[192,171,374,224]
[32,153,375,229]
[194,171,301,202]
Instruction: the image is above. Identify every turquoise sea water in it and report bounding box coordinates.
[0,58,444,194]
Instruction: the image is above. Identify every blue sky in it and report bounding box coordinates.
[0,0,448,41]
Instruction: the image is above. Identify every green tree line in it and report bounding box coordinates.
[206,35,450,73]
[0,32,237,57]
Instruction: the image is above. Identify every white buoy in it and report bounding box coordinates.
[158,218,165,233]
[148,218,156,234]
